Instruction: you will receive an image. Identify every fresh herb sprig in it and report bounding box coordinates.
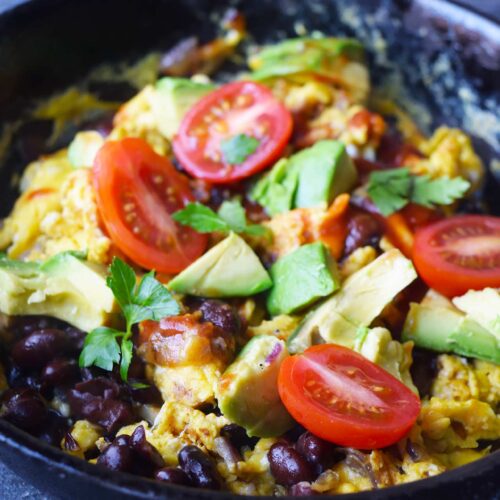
[367,168,470,216]
[220,134,260,165]
[79,258,180,381]
[173,199,269,237]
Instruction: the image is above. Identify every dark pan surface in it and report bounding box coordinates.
[0,0,499,498]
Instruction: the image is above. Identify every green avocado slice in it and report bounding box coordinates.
[0,252,117,331]
[217,335,294,437]
[168,232,272,298]
[267,242,340,316]
[402,302,500,364]
[287,249,417,353]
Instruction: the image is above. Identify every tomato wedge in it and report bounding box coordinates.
[173,81,292,184]
[413,215,500,298]
[278,344,420,449]
[93,138,207,274]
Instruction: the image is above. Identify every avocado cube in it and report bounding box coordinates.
[267,242,340,316]
[168,232,272,298]
[217,335,294,437]
[294,140,358,209]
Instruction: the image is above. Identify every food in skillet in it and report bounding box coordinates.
[0,16,499,496]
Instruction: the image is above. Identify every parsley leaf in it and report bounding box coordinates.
[220,134,260,165]
[173,200,269,237]
[218,200,247,232]
[367,168,412,216]
[79,258,180,381]
[172,202,229,233]
[367,168,470,216]
[412,175,470,208]
[79,327,121,371]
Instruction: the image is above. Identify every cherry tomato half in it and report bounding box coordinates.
[278,344,421,449]
[413,215,500,297]
[93,138,207,274]
[173,81,292,184]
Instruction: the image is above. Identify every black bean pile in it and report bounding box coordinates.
[0,316,159,454]
[267,431,344,495]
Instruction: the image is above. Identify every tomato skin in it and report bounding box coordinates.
[93,138,207,274]
[278,344,420,449]
[413,215,500,298]
[173,81,292,184]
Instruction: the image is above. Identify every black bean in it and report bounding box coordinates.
[289,482,317,496]
[6,364,43,392]
[15,316,58,337]
[11,329,68,370]
[194,299,241,334]
[178,445,222,490]
[37,409,69,446]
[128,382,163,405]
[155,467,191,486]
[296,432,337,473]
[221,424,258,451]
[41,358,79,387]
[114,434,131,446]
[64,326,86,354]
[1,387,47,432]
[344,214,382,256]
[67,378,133,434]
[97,442,134,472]
[127,356,146,380]
[130,425,165,469]
[268,442,315,487]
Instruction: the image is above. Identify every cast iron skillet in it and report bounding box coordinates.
[0,0,499,498]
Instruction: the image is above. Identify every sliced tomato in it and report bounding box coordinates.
[413,215,500,297]
[173,81,292,184]
[93,138,207,274]
[278,344,420,449]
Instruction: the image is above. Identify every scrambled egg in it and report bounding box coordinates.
[63,420,103,459]
[117,402,229,465]
[431,354,500,408]
[409,127,484,190]
[109,85,171,156]
[0,152,111,264]
[248,314,301,341]
[339,245,377,280]
[148,362,224,408]
[0,151,74,258]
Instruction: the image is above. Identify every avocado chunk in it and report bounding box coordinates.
[0,253,117,332]
[294,141,358,208]
[249,37,364,80]
[67,131,105,168]
[402,302,500,364]
[168,232,272,297]
[151,78,215,139]
[251,140,358,215]
[217,335,294,437]
[452,288,500,336]
[287,249,417,353]
[267,242,340,316]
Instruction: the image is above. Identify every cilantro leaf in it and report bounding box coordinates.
[172,202,230,233]
[79,327,121,371]
[79,258,180,381]
[173,200,268,237]
[119,338,133,382]
[367,168,412,216]
[106,258,136,310]
[220,134,260,165]
[367,168,470,216]
[134,272,180,319]
[412,175,470,208]
[218,200,247,232]
[124,272,180,324]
